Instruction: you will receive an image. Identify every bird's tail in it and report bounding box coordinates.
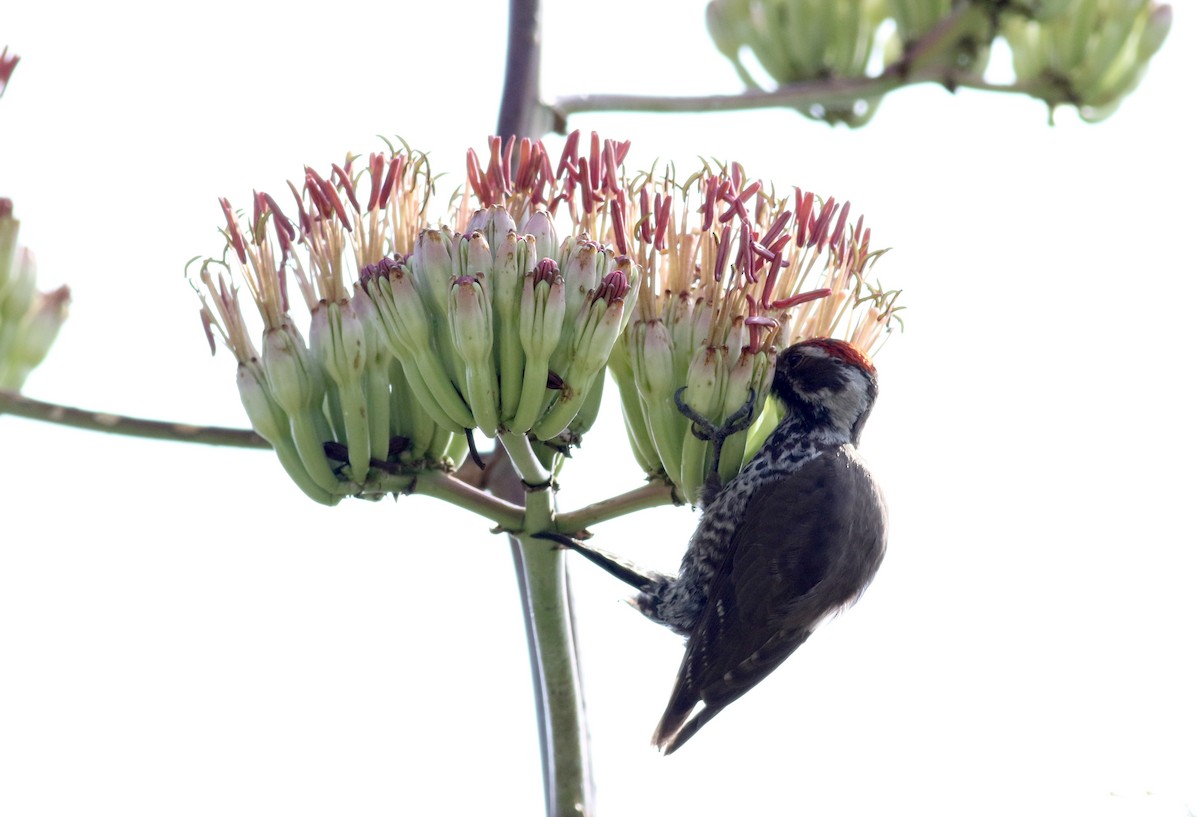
[652,683,726,755]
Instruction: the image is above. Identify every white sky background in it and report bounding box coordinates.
[2,2,1198,815]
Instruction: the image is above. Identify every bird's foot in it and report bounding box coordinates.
[674,387,757,476]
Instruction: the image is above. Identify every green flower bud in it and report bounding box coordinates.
[360,258,475,431]
[448,275,500,436]
[493,231,534,421]
[412,227,454,315]
[512,259,566,432]
[7,286,69,376]
[311,299,370,481]
[236,361,339,505]
[678,345,729,504]
[466,206,517,256]
[532,269,629,440]
[524,210,559,264]
[260,320,342,494]
[0,246,34,323]
[630,319,684,487]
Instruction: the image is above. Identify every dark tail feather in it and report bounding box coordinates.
[658,703,726,755]
[652,671,727,755]
[532,532,663,594]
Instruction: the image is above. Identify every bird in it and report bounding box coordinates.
[540,337,887,753]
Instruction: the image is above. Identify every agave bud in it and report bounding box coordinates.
[1003,0,1171,121]
[6,285,69,375]
[524,210,559,265]
[411,227,454,315]
[629,319,683,484]
[679,344,735,503]
[511,259,566,432]
[532,268,630,440]
[310,299,370,481]
[237,361,338,506]
[261,319,341,494]
[466,206,518,254]
[448,275,500,436]
[493,231,534,421]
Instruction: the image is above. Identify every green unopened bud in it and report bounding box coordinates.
[237,361,339,505]
[532,269,629,440]
[524,210,559,264]
[0,202,19,293]
[714,347,762,481]
[707,0,887,126]
[607,334,659,474]
[512,259,565,432]
[360,258,475,431]
[1004,0,1171,121]
[465,231,491,277]
[350,285,396,464]
[311,299,370,481]
[678,345,729,504]
[9,285,69,372]
[466,205,517,255]
[448,275,500,436]
[260,321,342,494]
[554,237,611,373]
[412,228,454,314]
[630,319,684,486]
[493,231,533,421]
[0,246,35,323]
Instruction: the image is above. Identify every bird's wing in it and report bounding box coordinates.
[654,446,885,751]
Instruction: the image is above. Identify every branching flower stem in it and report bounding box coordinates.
[0,387,269,448]
[555,480,680,534]
[549,0,1046,121]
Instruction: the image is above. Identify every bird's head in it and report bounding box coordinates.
[771,338,878,444]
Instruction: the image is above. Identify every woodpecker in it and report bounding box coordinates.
[541,337,887,753]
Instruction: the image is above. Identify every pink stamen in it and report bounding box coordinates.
[761,210,791,248]
[638,188,653,243]
[304,168,333,220]
[556,130,581,179]
[366,153,384,211]
[287,181,312,235]
[260,193,294,256]
[589,132,601,190]
[654,195,671,252]
[330,163,361,215]
[466,148,488,204]
[613,139,632,167]
[219,197,248,264]
[713,224,732,283]
[811,198,838,253]
[795,190,815,247]
[701,176,718,232]
[610,198,629,256]
[316,174,352,231]
[200,309,217,356]
[533,257,559,286]
[771,287,832,309]
[595,268,629,303]
[378,156,401,209]
[603,140,620,195]
[277,260,290,312]
[831,201,850,252]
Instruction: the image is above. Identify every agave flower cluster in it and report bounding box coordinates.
[195,136,639,504]
[1004,0,1171,121]
[194,133,899,507]
[0,200,70,390]
[705,0,1171,125]
[608,160,898,504]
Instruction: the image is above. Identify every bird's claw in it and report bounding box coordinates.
[674,387,758,476]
